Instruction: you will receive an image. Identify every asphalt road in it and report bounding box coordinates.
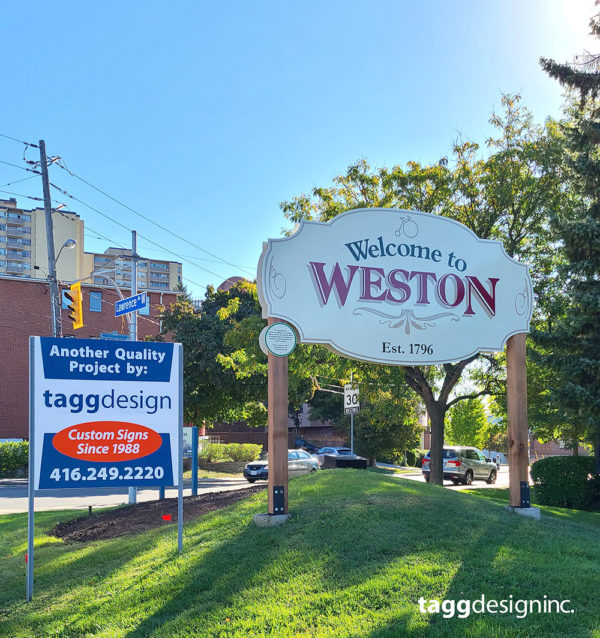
[0,477,252,515]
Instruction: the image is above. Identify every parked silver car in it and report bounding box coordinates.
[421,446,497,485]
[243,449,319,483]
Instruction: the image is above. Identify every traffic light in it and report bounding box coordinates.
[64,282,83,329]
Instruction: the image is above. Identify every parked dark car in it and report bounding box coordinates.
[295,437,319,454]
[244,449,319,483]
[421,446,497,485]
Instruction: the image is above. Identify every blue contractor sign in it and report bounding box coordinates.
[30,337,182,490]
[115,292,147,317]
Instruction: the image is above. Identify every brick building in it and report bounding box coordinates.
[0,276,178,439]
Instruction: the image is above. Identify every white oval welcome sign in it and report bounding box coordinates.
[257,209,533,365]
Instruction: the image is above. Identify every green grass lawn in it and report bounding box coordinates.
[1,471,599,637]
[463,487,600,529]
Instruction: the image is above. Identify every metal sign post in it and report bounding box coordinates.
[344,376,360,455]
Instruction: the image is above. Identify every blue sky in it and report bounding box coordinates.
[0,1,596,299]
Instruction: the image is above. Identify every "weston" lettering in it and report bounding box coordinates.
[309,262,499,317]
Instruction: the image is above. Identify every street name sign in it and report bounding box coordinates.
[100,331,130,341]
[115,292,147,317]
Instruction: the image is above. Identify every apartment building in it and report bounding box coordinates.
[0,198,85,282]
[0,198,182,291]
[84,248,182,291]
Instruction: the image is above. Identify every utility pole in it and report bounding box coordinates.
[129,230,139,505]
[130,230,138,342]
[39,140,61,338]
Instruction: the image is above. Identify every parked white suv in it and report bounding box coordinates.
[422,446,498,485]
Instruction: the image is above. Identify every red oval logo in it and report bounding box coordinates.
[52,421,162,462]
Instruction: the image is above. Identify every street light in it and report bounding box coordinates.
[55,238,77,263]
[50,238,78,338]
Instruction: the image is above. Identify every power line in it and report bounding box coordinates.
[1,158,241,291]
[135,241,255,267]
[0,158,40,174]
[54,159,255,277]
[0,187,207,290]
[0,132,38,147]
[0,189,42,202]
[47,180,240,287]
[0,175,38,189]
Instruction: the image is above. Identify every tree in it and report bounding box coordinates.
[157,281,268,427]
[280,95,566,483]
[308,367,422,465]
[445,398,489,448]
[540,11,600,471]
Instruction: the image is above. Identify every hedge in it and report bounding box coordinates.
[405,448,426,467]
[198,443,262,464]
[531,455,600,511]
[0,441,28,477]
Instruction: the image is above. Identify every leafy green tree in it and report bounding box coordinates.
[308,367,422,464]
[445,398,489,448]
[540,12,600,471]
[280,95,566,484]
[157,281,268,427]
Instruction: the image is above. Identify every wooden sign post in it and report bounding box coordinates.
[507,333,529,507]
[267,317,289,515]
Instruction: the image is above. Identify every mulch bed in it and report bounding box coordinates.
[50,484,267,543]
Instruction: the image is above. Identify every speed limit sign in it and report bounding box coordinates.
[344,383,360,415]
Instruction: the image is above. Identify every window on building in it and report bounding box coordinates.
[90,291,102,312]
[7,212,31,222]
[62,290,70,309]
[139,300,150,315]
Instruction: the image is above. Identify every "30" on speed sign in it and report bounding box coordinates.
[344,384,360,415]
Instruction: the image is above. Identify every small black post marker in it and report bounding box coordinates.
[273,486,285,515]
[520,481,530,508]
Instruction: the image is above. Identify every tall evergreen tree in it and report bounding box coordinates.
[540,12,600,471]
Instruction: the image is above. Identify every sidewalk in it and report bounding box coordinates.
[0,477,251,515]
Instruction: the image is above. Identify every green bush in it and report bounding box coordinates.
[198,443,262,464]
[198,443,228,463]
[531,455,599,510]
[224,443,262,462]
[0,441,28,477]
[405,448,426,467]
